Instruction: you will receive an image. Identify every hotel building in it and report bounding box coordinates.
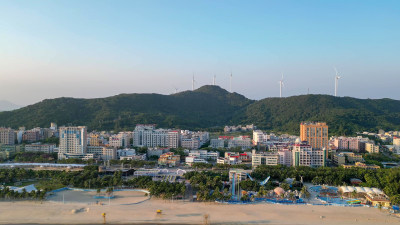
[300,122,328,150]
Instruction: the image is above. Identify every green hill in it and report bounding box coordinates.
[0,85,253,131]
[0,85,399,135]
[235,95,400,135]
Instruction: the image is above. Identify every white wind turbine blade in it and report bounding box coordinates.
[334,67,338,76]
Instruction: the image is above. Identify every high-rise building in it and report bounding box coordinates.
[300,122,328,150]
[58,126,87,159]
[167,131,180,148]
[0,128,15,145]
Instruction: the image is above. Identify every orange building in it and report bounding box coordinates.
[300,122,328,150]
[158,152,180,167]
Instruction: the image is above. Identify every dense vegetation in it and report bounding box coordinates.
[0,86,399,134]
[2,165,400,205]
[251,165,400,204]
[124,176,186,199]
[0,166,185,201]
[0,85,252,131]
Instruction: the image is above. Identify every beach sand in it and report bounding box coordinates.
[0,196,399,224]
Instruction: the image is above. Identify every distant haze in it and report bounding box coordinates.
[0,100,22,112]
[0,1,399,105]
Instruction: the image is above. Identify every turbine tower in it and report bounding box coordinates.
[213,75,216,85]
[174,87,179,94]
[279,73,284,98]
[230,72,232,92]
[334,67,341,97]
[192,74,196,91]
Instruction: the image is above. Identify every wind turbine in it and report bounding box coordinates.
[213,75,216,85]
[334,67,341,97]
[279,73,284,98]
[173,87,179,94]
[230,72,232,92]
[192,74,196,91]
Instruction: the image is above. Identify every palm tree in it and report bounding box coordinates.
[351,190,357,199]
[106,187,114,197]
[289,192,296,202]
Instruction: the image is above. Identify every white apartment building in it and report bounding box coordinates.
[185,156,207,166]
[251,150,279,168]
[210,139,224,148]
[25,143,56,153]
[253,130,267,145]
[217,156,240,165]
[188,150,218,161]
[133,125,179,148]
[58,126,87,159]
[228,136,252,150]
[0,128,15,145]
[277,148,293,167]
[181,138,200,149]
[292,141,326,167]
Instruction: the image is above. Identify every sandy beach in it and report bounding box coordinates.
[0,195,399,225]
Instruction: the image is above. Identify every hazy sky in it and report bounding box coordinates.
[1,0,399,105]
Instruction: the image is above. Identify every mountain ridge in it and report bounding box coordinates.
[0,85,399,135]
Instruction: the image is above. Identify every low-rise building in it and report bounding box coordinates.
[181,138,200,150]
[158,152,180,167]
[185,156,208,166]
[120,154,146,161]
[147,147,170,158]
[365,143,380,154]
[393,137,400,154]
[217,156,240,165]
[252,150,279,167]
[117,148,136,158]
[365,193,391,208]
[188,150,218,161]
[333,152,364,166]
[25,143,56,153]
[228,136,252,150]
[210,139,225,149]
[342,162,380,169]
